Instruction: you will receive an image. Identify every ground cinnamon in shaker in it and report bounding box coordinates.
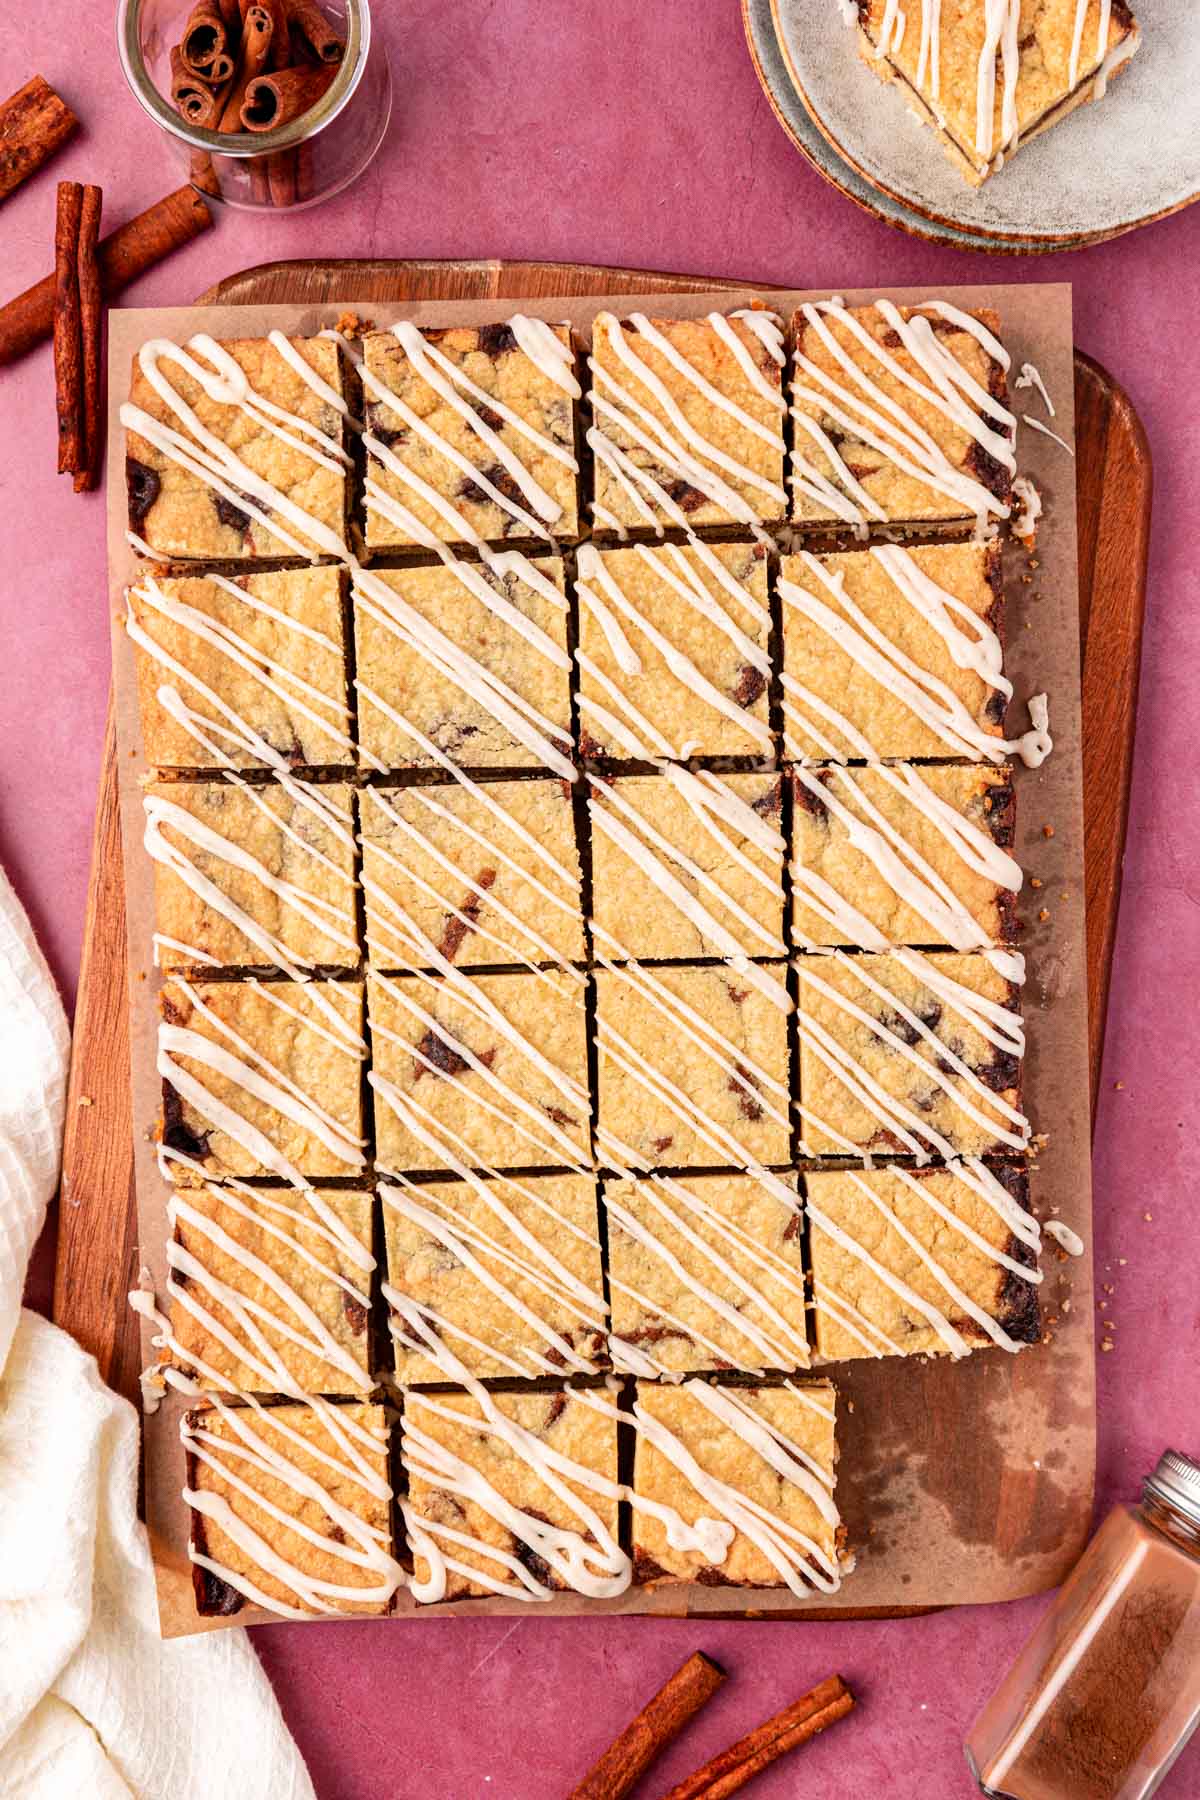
[967,1451,1200,1800]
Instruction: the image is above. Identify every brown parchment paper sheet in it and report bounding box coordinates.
[104,284,1094,1639]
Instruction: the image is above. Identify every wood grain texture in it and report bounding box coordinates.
[53,265,1150,1622]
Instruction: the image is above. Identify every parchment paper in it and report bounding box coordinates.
[104,284,1094,1638]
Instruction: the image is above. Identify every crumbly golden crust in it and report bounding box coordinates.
[383,1172,605,1382]
[588,772,785,961]
[359,779,585,973]
[606,1171,807,1375]
[807,1163,1040,1361]
[363,322,579,550]
[169,1184,375,1394]
[589,312,786,532]
[125,336,347,560]
[129,567,351,772]
[791,764,1017,948]
[780,543,1004,761]
[354,558,573,771]
[149,780,359,974]
[594,963,791,1170]
[187,1400,393,1616]
[576,541,772,761]
[369,969,590,1173]
[790,304,1011,524]
[402,1388,619,1601]
[160,978,365,1183]
[796,951,1022,1158]
[857,1,1139,186]
[631,1381,841,1588]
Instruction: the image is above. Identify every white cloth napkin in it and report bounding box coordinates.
[0,868,316,1800]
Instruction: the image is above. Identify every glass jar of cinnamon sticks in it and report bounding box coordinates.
[117,0,390,211]
[966,1450,1200,1799]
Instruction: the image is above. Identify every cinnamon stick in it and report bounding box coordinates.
[285,0,344,64]
[180,1,230,76]
[53,181,83,476]
[170,46,229,129]
[266,149,298,207]
[217,4,275,132]
[239,62,337,130]
[0,184,213,366]
[660,1673,856,1800]
[568,1652,726,1800]
[0,76,78,204]
[74,184,103,493]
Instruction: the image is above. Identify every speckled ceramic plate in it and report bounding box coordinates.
[743,0,1200,251]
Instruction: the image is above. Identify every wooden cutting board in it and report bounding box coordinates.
[53,262,1151,1585]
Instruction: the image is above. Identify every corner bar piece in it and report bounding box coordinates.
[359,778,585,975]
[795,950,1027,1160]
[855,1,1141,188]
[807,1161,1041,1362]
[789,298,1013,527]
[185,1397,399,1618]
[353,555,574,775]
[631,1379,847,1594]
[606,1169,809,1376]
[587,309,787,535]
[362,319,581,551]
[127,566,352,773]
[790,763,1019,950]
[588,770,785,962]
[154,1180,376,1395]
[382,1170,607,1382]
[401,1387,623,1603]
[576,540,772,763]
[123,333,350,561]
[594,961,791,1171]
[147,778,359,977]
[159,977,366,1185]
[368,967,591,1174]
[780,541,1009,763]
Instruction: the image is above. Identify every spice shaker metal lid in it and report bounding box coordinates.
[1145,1449,1200,1527]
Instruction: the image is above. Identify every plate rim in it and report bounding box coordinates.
[746,0,1200,253]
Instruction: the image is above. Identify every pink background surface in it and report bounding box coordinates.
[4,3,1199,1795]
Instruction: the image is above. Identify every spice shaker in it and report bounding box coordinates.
[966,1450,1200,1799]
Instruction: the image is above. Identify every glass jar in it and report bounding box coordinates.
[116,0,391,212]
[966,1451,1200,1800]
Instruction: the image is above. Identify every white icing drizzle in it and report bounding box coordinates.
[1011,475,1043,542]
[791,299,1013,525]
[1022,416,1076,458]
[976,1,1020,161]
[587,310,786,537]
[1015,362,1055,419]
[1044,1219,1085,1256]
[1070,0,1115,89]
[181,1393,401,1617]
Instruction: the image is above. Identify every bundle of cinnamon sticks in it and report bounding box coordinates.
[170,0,345,206]
[568,1654,857,1800]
